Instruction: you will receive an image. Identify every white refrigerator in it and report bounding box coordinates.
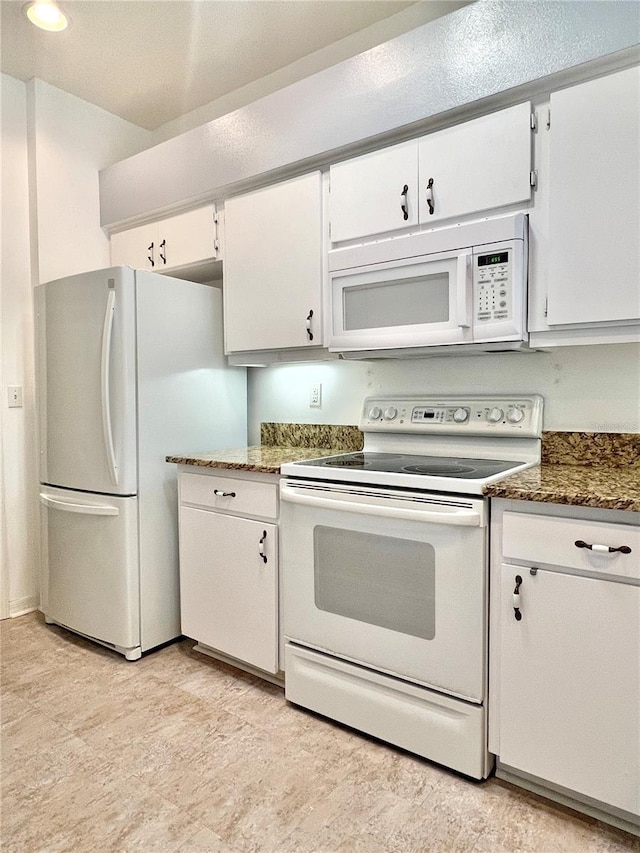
[35,266,247,660]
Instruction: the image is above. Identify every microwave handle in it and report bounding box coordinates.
[456,252,473,329]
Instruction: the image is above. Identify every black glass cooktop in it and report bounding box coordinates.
[298,452,518,479]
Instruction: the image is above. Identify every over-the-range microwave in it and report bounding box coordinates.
[328,213,528,358]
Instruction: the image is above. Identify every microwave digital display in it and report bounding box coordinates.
[478,252,509,266]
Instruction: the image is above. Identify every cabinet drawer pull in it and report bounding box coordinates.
[306,309,314,341]
[159,238,166,265]
[400,184,409,221]
[575,539,632,555]
[258,529,268,563]
[147,242,155,267]
[426,177,435,215]
[213,489,236,498]
[513,574,523,621]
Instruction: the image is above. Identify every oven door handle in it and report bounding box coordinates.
[281,488,482,526]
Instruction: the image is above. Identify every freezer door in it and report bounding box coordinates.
[40,487,140,653]
[35,267,137,495]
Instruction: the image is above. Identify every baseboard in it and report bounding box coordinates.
[9,595,40,618]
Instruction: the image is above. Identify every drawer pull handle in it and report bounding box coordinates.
[513,574,523,621]
[306,309,314,342]
[213,489,236,498]
[258,530,268,564]
[575,539,631,555]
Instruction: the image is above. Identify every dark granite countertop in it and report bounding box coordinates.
[484,431,640,512]
[168,424,639,512]
[166,444,344,474]
[166,422,363,474]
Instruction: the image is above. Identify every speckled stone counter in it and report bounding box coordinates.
[166,422,363,474]
[484,432,640,512]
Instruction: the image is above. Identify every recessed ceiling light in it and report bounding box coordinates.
[23,1,70,32]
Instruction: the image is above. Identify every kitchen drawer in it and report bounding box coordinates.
[503,512,639,580]
[180,471,278,520]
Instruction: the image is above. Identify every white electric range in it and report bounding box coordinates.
[280,395,543,780]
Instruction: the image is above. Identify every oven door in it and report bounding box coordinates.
[281,479,487,703]
[329,249,473,352]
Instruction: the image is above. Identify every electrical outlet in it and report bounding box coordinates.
[8,386,23,408]
[309,383,322,408]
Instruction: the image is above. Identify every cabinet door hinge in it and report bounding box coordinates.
[530,112,537,131]
[546,108,551,130]
[544,297,548,318]
[530,170,538,189]
[213,212,219,224]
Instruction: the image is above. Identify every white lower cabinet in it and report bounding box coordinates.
[178,468,279,676]
[490,503,640,833]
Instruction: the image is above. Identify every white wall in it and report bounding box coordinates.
[153,2,470,143]
[0,75,152,617]
[29,79,152,284]
[247,344,640,443]
[1,75,38,615]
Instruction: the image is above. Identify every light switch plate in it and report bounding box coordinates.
[8,386,23,408]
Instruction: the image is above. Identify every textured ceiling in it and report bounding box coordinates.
[0,0,467,130]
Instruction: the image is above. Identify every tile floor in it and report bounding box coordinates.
[1,612,639,853]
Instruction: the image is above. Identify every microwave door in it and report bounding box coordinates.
[329,251,473,352]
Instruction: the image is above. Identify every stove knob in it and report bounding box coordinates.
[506,406,525,424]
[487,407,504,424]
[369,406,382,420]
[383,407,398,421]
[452,407,469,423]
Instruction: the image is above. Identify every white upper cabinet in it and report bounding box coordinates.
[110,204,218,274]
[417,103,533,226]
[223,171,324,355]
[329,103,532,244]
[546,67,640,327]
[329,141,419,244]
[110,222,157,271]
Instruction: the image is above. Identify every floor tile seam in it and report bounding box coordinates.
[174,822,237,853]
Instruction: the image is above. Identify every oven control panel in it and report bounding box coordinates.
[362,395,543,437]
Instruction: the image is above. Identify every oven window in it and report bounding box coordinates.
[313,526,435,640]
[343,273,449,331]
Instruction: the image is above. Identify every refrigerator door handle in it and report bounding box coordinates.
[100,288,119,486]
[40,493,120,516]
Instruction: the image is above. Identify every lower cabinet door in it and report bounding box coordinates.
[179,507,278,673]
[498,563,640,816]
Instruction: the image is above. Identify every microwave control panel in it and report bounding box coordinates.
[474,250,512,323]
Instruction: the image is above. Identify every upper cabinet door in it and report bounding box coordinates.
[223,171,324,353]
[417,103,533,225]
[110,222,157,270]
[156,205,217,271]
[329,140,419,243]
[547,67,640,326]
[109,205,217,273]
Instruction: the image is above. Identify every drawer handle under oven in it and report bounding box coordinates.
[575,539,632,554]
[213,489,236,498]
[281,488,481,526]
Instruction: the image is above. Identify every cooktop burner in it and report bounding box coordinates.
[281,396,543,495]
[303,452,518,479]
